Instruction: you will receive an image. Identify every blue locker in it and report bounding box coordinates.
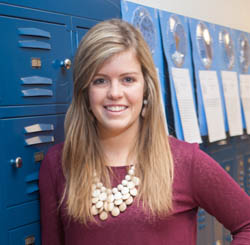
[0,1,121,244]
[0,16,72,106]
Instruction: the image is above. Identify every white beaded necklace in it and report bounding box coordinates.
[91,165,140,221]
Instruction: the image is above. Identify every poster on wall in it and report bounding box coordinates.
[159,11,201,143]
[216,26,243,136]
[189,19,226,142]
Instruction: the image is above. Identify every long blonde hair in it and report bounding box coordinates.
[62,19,173,224]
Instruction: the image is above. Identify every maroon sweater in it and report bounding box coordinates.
[39,137,250,244]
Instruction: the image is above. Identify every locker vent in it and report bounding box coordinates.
[18,27,51,38]
[24,123,55,146]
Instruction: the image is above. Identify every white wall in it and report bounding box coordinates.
[128,0,250,32]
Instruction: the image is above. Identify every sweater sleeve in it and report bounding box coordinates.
[39,146,65,245]
[191,145,250,244]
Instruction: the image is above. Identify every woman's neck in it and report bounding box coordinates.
[98,125,138,167]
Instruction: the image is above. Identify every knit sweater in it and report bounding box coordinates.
[39,137,250,244]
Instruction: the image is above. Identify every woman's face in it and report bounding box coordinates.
[88,49,145,136]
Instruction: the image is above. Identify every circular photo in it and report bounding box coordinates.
[196,22,213,69]
[132,7,156,54]
[168,15,187,67]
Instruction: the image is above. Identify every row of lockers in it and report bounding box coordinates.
[0,1,120,244]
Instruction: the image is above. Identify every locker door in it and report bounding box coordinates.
[0,16,72,106]
[0,114,64,208]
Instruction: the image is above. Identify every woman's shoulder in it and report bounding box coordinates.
[168,136,199,158]
[40,142,64,175]
[45,142,64,160]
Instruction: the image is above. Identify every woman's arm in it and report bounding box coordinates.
[39,146,65,245]
[191,146,250,244]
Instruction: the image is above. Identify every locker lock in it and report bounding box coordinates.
[10,157,23,168]
[61,58,72,70]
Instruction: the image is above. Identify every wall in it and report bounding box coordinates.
[128,0,250,32]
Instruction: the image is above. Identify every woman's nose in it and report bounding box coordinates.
[107,80,123,100]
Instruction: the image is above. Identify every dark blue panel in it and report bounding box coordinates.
[71,16,98,55]
[8,221,41,245]
[0,114,64,207]
[7,201,40,229]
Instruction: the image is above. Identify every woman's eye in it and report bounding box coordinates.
[123,77,135,83]
[92,78,106,85]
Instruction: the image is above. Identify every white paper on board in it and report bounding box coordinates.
[239,74,250,134]
[199,70,226,142]
[172,67,202,143]
[221,71,243,136]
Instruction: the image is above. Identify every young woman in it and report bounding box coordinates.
[39,19,250,244]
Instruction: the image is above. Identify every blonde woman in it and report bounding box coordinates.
[39,19,250,244]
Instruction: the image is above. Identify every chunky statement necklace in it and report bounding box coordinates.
[91,165,140,221]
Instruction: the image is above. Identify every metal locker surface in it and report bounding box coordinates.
[0,16,72,106]
[8,221,40,245]
[0,0,121,21]
[71,17,98,56]
[0,114,64,207]
[6,200,40,230]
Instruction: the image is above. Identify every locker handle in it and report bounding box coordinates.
[60,58,72,70]
[21,76,52,85]
[19,40,51,50]
[18,27,51,38]
[10,157,23,168]
[22,88,53,97]
[24,123,54,133]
